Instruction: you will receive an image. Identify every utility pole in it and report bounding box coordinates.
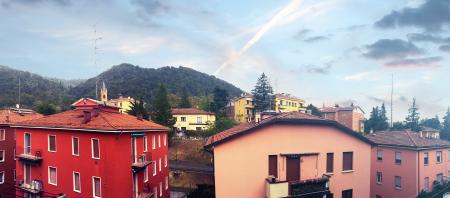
[18,76,21,109]
[93,24,102,100]
[390,74,394,127]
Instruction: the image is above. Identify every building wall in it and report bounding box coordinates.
[351,111,364,132]
[213,124,371,198]
[274,98,305,113]
[418,149,450,192]
[15,128,169,198]
[233,97,253,123]
[323,111,364,132]
[0,126,15,198]
[173,114,216,131]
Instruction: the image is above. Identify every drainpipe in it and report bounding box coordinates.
[417,151,420,195]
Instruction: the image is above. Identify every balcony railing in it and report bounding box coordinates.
[16,147,43,164]
[132,153,152,173]
[16,180,43,195]
[266,175,330,198]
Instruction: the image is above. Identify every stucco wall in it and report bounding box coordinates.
[213,124,371,198]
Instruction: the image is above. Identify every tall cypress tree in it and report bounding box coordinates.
[127,100,150,120]
[405,98,420,132]
[179,88,191,108]
[251,73,274,112]
[441,108,450,140]
[151,84,175,127]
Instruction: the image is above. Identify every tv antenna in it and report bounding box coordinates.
[390,74,394,127]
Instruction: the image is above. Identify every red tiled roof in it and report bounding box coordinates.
[365,130,450,148]
[14,108,168,132]
[205,111,372,147]
[172,108,215,115]
[0,109,43,125]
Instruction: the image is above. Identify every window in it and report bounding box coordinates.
[268,155,277,177]
[0,171,4,184]
[424,177,429,192]
[143,136,148,152]
[152,135,156,149]
[165,176,169,189]
[153,187,157,198]
[144,166,149,182]
[437,173,443,184]
[448,150,450,162]
[343,152,353,171]
[164,135,167,146]
[153,162,157,176]
[342,189,353,198]
[196,127,202,131]
[376,172,382,184]
[197,117,202,124]
[0,129,5,141]
[93,176,101,198]
[181,117,186,122]
[326,153,334,173]
[164,155,167,167]
[376,195,381,198]
[437,151,442,163]
[0,150,4,162]
[24,133,31,154]
[395,152,401,164]
[13,169,16,181]
[48,166,57,185]
[24,164,31,184]
[73,172,81,193]
[158,135,161,148]
[395,176,401,189]
[72,137,79,156]
[424,152,429,165]
[48,135,56,152]
[159,182,162,196]
[159,158,162,172]
[377,150,383,161]
[91,138,100,159]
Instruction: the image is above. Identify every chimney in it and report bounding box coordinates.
[6,110,10,123]
[83,111,92,123]
[92,107,100,117]
[137,114,143,121]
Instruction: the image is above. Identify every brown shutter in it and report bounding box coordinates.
[327,153,334,173]
[343,152,353,171]
[268,155,278,177]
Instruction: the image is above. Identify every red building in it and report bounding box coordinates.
[320,105,365,133]
[0,108,42,198]
[13,98,170,198]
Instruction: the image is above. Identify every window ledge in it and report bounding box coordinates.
[341,170,354,173]
[324,172,334,176]
[395,187,402,190]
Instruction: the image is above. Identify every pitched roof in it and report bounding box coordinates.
[172,108,215,115]
[0,109,43,125]
[13,108,168,132]
[320,106,365,114]
[365,130,450,149]
[205,112,372,148]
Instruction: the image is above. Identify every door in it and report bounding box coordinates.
[286,156,300,181]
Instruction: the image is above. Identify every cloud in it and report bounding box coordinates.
[407,33,450,43]
[384,56,442,67]
[305,64,331,74]
[343,72,371,81]
[363,39,424,60]
[342,24,368,31]
[375,0,450,32]
[1,0,71,7]
[132,0,169,15]
[439,45,450,52]
[295,28,311,39]
[303,36,329,43]
[368,96,386,103]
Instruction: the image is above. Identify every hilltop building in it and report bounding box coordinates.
[226,93,254,123]
[110,96,135,114]
[205,112,373,198]
[320,105,365,132]
[366,130,450,198]
[274,93,306,113]
[172,108,216,132]
[0,108,42,198]
[13,98,169,198]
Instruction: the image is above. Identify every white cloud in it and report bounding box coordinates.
[343,72,371,81]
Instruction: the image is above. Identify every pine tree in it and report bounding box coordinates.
[378,103,389,130]
[405,98,420,132]
[251,73,274,112]
[151,84,175,127]
[420,116,441,130]
[441,108,450,140]
[179,88,191,108]
[210,87,229,117]
[127,100,150,120]
[364,104,389,133]
[306,104,322,116]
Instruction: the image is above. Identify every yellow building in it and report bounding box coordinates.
[274,93,306,113]
[109,96,135,114]
[226,94,254,123]
[172,108,216,131]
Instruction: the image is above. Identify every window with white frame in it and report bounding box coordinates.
[93,176,101,198]
[91,138,100,159]
[159,182,162,196]
[164,135,167,146]
[0,171,4,184]
[158,135,161,148]
[196,117,202,124]
[376,172,382,184]
[144,136,148,152]
[395,152,401,164]
[0,150,4,162]
[395,176,401,189]
[153,187,157,198]
[153,162,157,176]
[72,137,79,156]
[437,151,443,163]
[152,135,156,149]
[24,164,31,184]
[165,176,168,189]
[159,158,162,172]
[73,172,81,193]
[377,150,383,161]
[48,166,57,185]
[0,129,5,141]
[180,117,186,122]
[144,166,148,182]
[164,155,167,167]
[48,135,56,152]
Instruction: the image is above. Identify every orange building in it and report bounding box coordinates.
[320,106,365,132]
[205,112,373,198]
[366,130,450,198]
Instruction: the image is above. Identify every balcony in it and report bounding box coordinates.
[16,180,43,195]
[132,153,152,173]
[16,147,43,164]
[266,176,330,198]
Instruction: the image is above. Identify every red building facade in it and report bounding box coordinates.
[13,99,169,198]
[0,109,42,198]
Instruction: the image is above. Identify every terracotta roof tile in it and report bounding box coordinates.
[365,130,450,148]
[0,109,43,125]
[172,108,215,115]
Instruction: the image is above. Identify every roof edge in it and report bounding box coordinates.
[11,125,168,133]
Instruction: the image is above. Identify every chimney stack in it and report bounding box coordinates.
[137,114,143,120]
[83,111,92,123]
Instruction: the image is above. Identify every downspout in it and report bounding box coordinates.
[417,151,420,195]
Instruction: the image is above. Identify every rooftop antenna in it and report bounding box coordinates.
[93,23,102,100]
[390,73,394,127]
[18,75,21,109]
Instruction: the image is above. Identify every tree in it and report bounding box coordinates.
[441,108,450,140]
[420,116,441,130]
[34,101,57,115]
[306,104,322,117]
[251,73,274,112]
[126,100,150,120]
[210,87,229,117]
[405,98,420,132]
[364,104,389,133]
[391,121,407,130]
[179,88,191,108]
[151,84,175,127]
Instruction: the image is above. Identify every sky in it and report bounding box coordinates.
[1,0,450,122]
